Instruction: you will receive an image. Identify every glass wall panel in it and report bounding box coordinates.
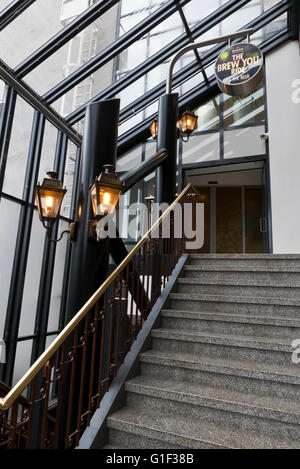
[119,10,148,35]
[38,121,58,184]
[223,87,264,127]
[118,110,144,136]
[0,1,13,10]
[121,0,152,16]
[116,39,148,74]
[2,97,35,200]
[118,77,145,110]
[182,133,220,164]
[183,0,220,27]
[116,144,143,172]
[18,210,45,337]
[194,96,221,131]
[47,220,69,332]
[13,339,33,386]
[144,171,156,198]
[251,13,288,45]
[219,1,262,36]
[0,0,64,68]
[145,141,157,160]
[223,125,266,159]
[0,198,20,340]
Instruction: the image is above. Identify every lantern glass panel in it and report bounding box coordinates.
[36,188,64,220]
[150,119,158,139]
[98,187,122,216]
[90,184,98,218]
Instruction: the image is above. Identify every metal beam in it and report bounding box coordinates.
[15,0,120,78]
[0,85,17,195]
[121,149,168,192]
[0,58,82,146]
[0,0,35,31]
[42,0,191,105]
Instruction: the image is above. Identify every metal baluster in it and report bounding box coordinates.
[87,302,99,426]
[123,264,131,354]
[40,360,53,449]
[75,313,90,447]
[52,346,65,448]
[96,291,107,406]
[134,251,141,338]
[65,328,79,449]
[7,400,18,449]
[106,281,117,389]
[112,275,123,374]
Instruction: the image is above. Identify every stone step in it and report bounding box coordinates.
[107,428,183,449]
[168,293,300,318]
[175,278,300,299]
[151,328,295,366]
[126,375,300,424]
[183,265,300,282]
[160,310,300,338]
[188,254,300,270]
[125,376,300,438]
[106,407,299,449]
[139,350,300,400]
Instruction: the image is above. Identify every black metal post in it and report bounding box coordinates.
[156,93,178,205]
[65,99,120,323]
[0,85,17,196]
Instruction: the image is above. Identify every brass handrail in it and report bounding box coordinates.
[0,183,192,411]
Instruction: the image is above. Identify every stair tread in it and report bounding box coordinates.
[107,407,299,449]
[189,254,300,259]
[161,310,300,327]
[177,277,300,288]
[139,349,300,382]
[125,375,300,420]
[184,265,300,272]
[169,292,300,305]
[151,328,294,351]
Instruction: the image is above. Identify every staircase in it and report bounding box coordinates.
[102,254,300,449]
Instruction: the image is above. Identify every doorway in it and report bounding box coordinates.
[185,161,269,254]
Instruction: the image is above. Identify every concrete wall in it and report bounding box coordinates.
[266,40,300,253]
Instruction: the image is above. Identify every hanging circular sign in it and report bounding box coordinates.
[215,43,264,97]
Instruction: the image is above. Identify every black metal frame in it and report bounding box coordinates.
[0,0,295,383]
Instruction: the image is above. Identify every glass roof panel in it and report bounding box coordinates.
[0,0,97,68]
[0,1,14,11]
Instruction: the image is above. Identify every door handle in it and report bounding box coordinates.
[259,217,267,233]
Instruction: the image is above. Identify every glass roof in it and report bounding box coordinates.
[0,0,291,146]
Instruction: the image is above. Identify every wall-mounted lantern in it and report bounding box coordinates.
[150,109,198,143]
[89,164,124,241]
[90,165,124,218]
[149,116,158,140]
[36,171,75,242]
[178,108,198,141]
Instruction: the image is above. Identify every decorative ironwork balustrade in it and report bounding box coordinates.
[0,184,200,449]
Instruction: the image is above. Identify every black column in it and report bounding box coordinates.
[156,93,178,205]
[65,99,120,323]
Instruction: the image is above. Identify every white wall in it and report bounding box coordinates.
[266,40,300,253]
